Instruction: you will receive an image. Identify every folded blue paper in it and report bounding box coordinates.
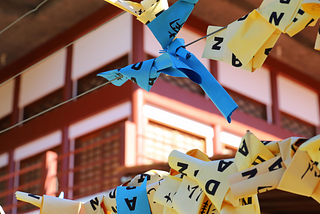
[116,178,151,214]
[98,38,238,122]
[147,0,199,49]
[98,0,238,122]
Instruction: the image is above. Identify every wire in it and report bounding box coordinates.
[0,0,49,36]
[0,75,123,135]
[184,26,227,48]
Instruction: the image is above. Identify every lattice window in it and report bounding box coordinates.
[73,123,122,198]
[159,74,205,96]
[23,88,63,120]
[18,153,43,213]
[77,55,129,95]
[0,115,10,132]
[17,148,59,214]
[0,166,8,207]
[142,122,205,164]
[281,112,316,138]
[226,88,267,120]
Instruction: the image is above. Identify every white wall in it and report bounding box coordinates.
[72,13,132,80]
[0,79,14,119]
[0,153,8,168]
[69,101,132,139]
[144,26,210,69]
[19,50,66,108]
[218,62,272,105]
[14,131,62,161]
[278,75,320,125]
[220,131,242,148]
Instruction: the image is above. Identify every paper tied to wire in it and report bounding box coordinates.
[100,0,238,123]
[14,132,320,214]
[104,0,169,24]
[203,0,320,72]
[98,38,237,123]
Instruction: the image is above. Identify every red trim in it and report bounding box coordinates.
[11,76,20,125]
[270,69,281,127]
[131,17,146,164]
[6,150,14,214]
[213,124,222,155]
[0,5,122,84]
[60,126,70,198]
[64,45,73,100]
[317,93,320,135]
[0,83,132,153]
[184,14,208,36]
[131,17,145,64]
[210,60,218,79]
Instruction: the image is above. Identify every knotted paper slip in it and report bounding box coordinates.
[98,0,238,123]
[203,0,320,72]
[15,132,320,214]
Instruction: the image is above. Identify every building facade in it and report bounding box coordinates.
[0,2,320,214]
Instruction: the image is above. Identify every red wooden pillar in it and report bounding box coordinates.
[210,60,218,79]
[213,124,222,155]
[270,69,281,127]
[60,45,73,198]
[6,76,21,214]
[317,93,320,135]
[131,17,146,164]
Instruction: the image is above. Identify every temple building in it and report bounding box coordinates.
[0,0,319,213]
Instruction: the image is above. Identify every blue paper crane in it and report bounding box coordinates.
[98,0,238,123]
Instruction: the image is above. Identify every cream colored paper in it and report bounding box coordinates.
[258,0,303,32]
[278,150,320,196]
[298,134,320,170]
[234,131,275,172]
[146,181,165,214]
[315,27,320,50]
[16,191,42,208]
[277,137,302,167]
[286,9,318,36]
[172,176,205,214]
[169,150,238,211]
[227,10,277,67]
[126,170,169,186]
[302,0,320,16]
[311,180,320,203]
[0,205,5,214]
[40,195,82,214]
[202,24,253,72]
[229,156,285,199]
[103,188,117,213]
[153,175,182,208]
[83,196,106,214]
[104,0,168,24]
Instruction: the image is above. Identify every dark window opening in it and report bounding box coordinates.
[77,55,129,95]
[281,112,316,138]
[226,88,267,120]
[23,89,63,120]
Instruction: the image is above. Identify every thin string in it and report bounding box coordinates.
[0,75,123,135]
[184,26,227,48]
[0,0,49,36]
